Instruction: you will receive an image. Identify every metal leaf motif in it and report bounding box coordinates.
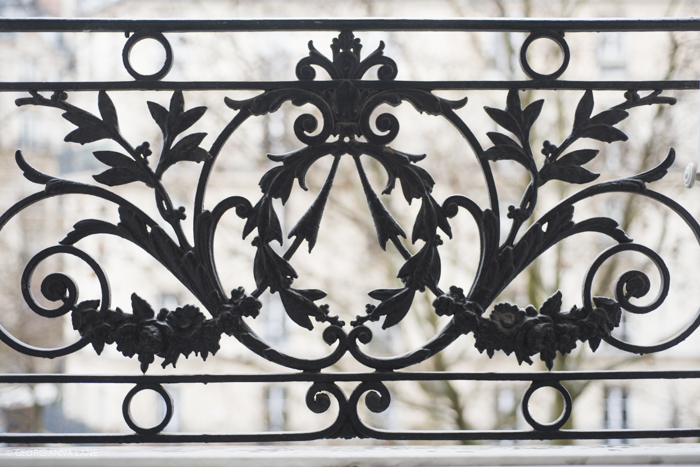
[62,110,112,144]
[539,149,600,185]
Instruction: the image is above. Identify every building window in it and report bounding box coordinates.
[265,385,286,431]
[604,386,629,443]
[597,32,627,79]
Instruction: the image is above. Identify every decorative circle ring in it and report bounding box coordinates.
[519,31,570,80]
[122,32,173,81]
[122,383,174,435]
[521,381,572,431]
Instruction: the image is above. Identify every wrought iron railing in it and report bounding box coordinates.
[1,17,700,443]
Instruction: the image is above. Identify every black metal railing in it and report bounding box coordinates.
[1,17,700,443]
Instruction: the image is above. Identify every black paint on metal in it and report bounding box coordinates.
[519,31,571,80]
[122,384,174,435]
[0,80,698,92]
[2,17,700,32]
[0,19,698,444]
[521,382,573,431]
[122,32,174,81]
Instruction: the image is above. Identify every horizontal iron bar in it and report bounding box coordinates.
[0,428,699,443]
[351,428,700,442]
[0,80,697,92]
[2,18,700,33]
[2,370,699,384]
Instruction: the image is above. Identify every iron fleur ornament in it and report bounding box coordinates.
[2,30,690,375]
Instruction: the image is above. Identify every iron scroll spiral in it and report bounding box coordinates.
[345,381,392,438]
[291,94,335,146]
[0,245,111,358]
[305,382,356,439]
[583,243,700,354]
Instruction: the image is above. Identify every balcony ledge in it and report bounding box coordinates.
[0,444,699,467]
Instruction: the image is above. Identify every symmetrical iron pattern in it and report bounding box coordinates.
[1,18,700,443]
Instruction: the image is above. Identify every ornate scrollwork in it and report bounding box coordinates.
[3,30,697,375]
